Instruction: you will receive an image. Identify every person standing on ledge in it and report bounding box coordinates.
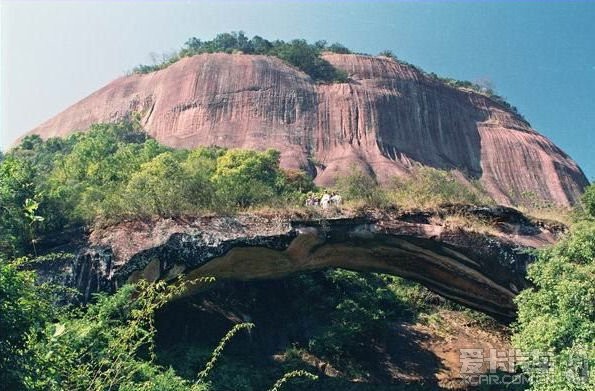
[330,192,342,206]
[321,192,331,209]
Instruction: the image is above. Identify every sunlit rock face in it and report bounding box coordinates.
[26,53,587,206]
[32,207,563,322]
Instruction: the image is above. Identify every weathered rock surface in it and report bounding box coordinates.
[25,53,588,206]
[33,206,563,322]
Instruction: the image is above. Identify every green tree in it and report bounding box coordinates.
[121,152,191,217]
[278,168,315,195]
[19,276,270,391]
[212,149,281,209]
[273,39,346,82]
[581,183,595,218]
[137,32,350,83]
[46,121,167,221]
[0,262,55,390]
[22,198,44,256]
[0,156,36,256]
[327,42,351,54]
[304,270,409,376]
[180,148,220,209]
[513,220,595,390]
[250,35,273,55]
[19,135,43,151]
[1,135,76,256]
[23,280,194,390]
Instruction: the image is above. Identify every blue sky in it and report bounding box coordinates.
[1,0,593,179]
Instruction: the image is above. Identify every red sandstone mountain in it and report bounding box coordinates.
[26,53,588,206]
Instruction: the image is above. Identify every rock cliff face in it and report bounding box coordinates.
[26,53,588,206]
[32,207,563,322]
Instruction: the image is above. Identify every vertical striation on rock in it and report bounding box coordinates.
[25,53,588,206]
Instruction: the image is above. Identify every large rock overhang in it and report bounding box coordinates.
[33,206,562,323]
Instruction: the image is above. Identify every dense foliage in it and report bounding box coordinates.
[0,262,57,390]
[0,120,314,256]
[133,31,349,83]
[581,183,595,218]
[513,184,595,390]
[0,268,264,391]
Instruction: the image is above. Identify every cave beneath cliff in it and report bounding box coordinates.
[153,269,510,390]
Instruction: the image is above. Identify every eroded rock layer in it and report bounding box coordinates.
[33,207,562,321]
[26,53,588,205]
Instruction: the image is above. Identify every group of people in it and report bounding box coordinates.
[305,191,342,209]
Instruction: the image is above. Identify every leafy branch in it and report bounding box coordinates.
[268,369,319,391]
[23,197,44,256]
[195,322,255,383]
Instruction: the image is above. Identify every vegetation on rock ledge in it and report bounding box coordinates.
[133,31,349,83]
[0,119,497,257]
[131,31,524,117]
[0,120,314,257]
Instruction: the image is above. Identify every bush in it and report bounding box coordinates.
[436,77,525,119]
[43,122,167,223]
[1,263,310,390]
[378,50,397,60]
[334,166,491,210]
[334,168,387,207]
[388,167,489,208]
[302,270,411,375]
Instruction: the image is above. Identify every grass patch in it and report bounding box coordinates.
[334,166,493,211]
